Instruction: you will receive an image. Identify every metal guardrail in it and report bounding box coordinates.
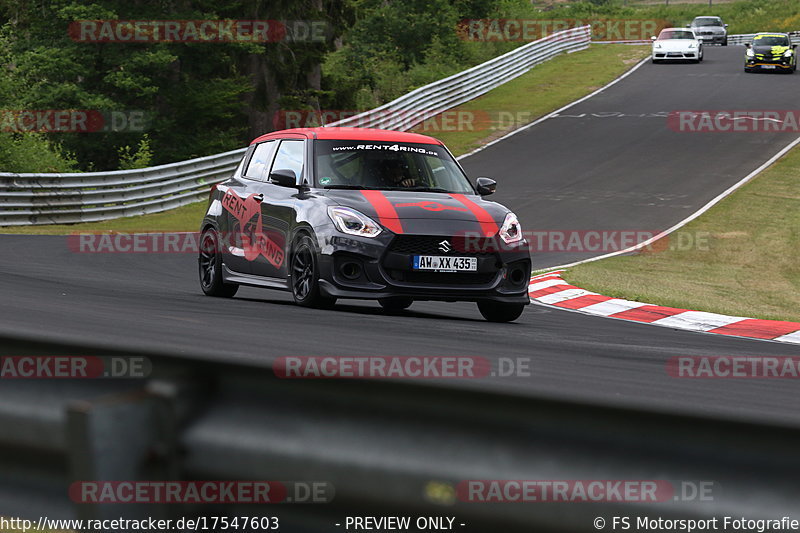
[0,26,590,227]
[5,26,795,227]
[327,26,591,130]
[0,149,245,226]
[594,31,800,46]
[1,333,799,531]
[727,31,800,45]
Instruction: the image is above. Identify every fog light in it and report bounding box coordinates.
[340,261,363,280]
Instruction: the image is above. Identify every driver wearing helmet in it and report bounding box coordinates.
[380,158,416,188]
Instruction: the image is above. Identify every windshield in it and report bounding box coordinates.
[314,140,475,193]
[753,35,790,46]
[693,18,721,27]
[659,30,696,40]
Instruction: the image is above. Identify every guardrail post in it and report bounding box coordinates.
[66,388,177,524]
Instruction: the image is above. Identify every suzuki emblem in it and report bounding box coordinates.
[438,240,453,253]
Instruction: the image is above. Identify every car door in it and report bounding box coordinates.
[220,140,277,275]
[249,137,306,280]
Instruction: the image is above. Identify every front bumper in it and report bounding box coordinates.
[317,232,531,304]
[653,50,699,60]
[698,34,725,44]
[745,59,794,70]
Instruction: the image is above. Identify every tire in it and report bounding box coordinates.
[199,228,239,298]
[379,297,413,313]
[290,235,336,308]
[722,40,727,47]
[477,301,526,323]
[651,58,660,64]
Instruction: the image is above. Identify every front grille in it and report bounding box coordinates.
[389,235,496,256]
[387,270,497,285]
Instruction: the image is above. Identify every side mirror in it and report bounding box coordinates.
[745,42,751,49]
[685,24,691,28]
[650,35,657,41]
[269,168,298,187]
[724,24,729,28]
[476,177,497,196]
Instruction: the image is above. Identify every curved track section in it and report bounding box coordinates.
[3,47,800,425]
[461,47,800,268]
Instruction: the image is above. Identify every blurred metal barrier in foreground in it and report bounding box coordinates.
[1,333,799,532]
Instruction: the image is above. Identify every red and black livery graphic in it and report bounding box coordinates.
[359,191,500,237]
[221,190,285,268]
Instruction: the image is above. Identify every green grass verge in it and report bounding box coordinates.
[413,44,649,156]
[1,44,649,235]
[565,141,800,323]
[527,0,800,35]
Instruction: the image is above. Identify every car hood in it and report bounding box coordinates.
[752,44,791,56]
[655,39,697,50]
[320,189,509,237]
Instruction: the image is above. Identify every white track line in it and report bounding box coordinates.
[540,134,800,271]
[457,56,650,161]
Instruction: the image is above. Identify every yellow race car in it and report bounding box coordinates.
[745,33,797,73]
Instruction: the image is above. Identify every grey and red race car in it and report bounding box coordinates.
[198,127,531,322]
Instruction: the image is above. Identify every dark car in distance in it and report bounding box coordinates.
[198,127,531,322]
[744,33,797,73]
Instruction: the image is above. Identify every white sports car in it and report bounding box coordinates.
[651,28,704,63]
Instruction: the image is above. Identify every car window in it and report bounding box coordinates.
[244,141,277,181]
[659,30,695,40]
[314,140,474,193]
[693,18,721,27]
[753,35,790,46]
[270,139,305,181]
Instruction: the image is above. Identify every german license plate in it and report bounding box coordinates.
[413,255,477,272]
[762,65,776,69]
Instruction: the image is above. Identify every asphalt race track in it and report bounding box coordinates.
[462,46,800,267]
[3,46,800,425]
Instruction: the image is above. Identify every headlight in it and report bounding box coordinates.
[499,212,523,245]
[327,206,382,237]
[746,48,755,57]
[784,50,793,57]
[654,43,662,49]
[688,42,696,49]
